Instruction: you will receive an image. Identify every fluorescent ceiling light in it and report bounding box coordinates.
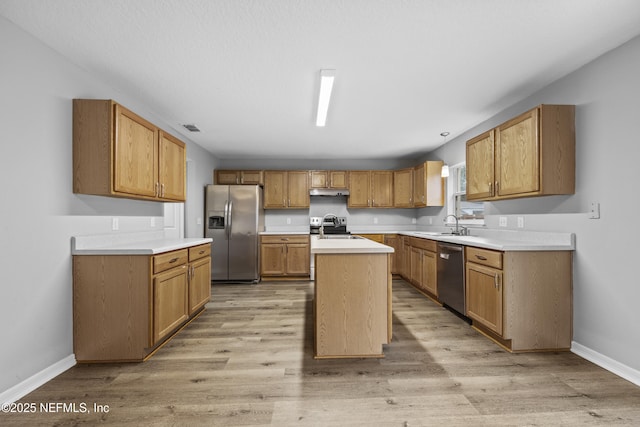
[316,69,335,127]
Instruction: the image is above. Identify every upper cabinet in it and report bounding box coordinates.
[413,161,444,207]
[393,168,413,208]
[263,170,309,209]
[310,170,348,189]
[73,99,186,202]
[215,170,263,185]
[466,104,575,201]
[348,171,393,208]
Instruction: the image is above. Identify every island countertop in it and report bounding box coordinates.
[71,232,212,255]
[310,237,394,254]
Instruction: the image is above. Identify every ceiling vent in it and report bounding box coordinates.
[183,124,200,132]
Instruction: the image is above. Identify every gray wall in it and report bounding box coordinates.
[0,17,216,395]
[426,35,640,375]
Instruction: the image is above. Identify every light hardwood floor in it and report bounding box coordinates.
[3,279,640,426]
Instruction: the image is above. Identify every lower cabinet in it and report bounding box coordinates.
[73,243,211,362]
[465,246,572,352]
[383,234,401,274]
[402,236,438,298]
[260,235,310,279]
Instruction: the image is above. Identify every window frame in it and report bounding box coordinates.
[445,162,485,226]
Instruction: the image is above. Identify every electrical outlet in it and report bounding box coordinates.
[588,202,600,219]
[373,217,378,224]
[112,217,119,231]
[499,216,508,227]
[517,216,525,228]
[150,217,156,227]
[412,218,417,224]
[429,217,433,225]
[196,217,202,225]
[286,217,291,225]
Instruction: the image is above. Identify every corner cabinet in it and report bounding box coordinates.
[73,99,186,202]
[413,161,444,207]
[465,246,572,352]
[466,104,575,201]
[73,243,211,362]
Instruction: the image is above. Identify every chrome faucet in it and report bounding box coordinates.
[444,214,467,235]
[320,213,338,239]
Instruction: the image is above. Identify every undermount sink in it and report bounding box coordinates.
[320,234,363,239]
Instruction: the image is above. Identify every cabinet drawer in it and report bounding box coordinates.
[408,237,437,252]
[153,249,188,274]
[261,235,309,244]
[466,247,503,269]
[189,244,211,261]
[357,234,385,243]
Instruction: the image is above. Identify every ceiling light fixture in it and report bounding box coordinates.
[316,69,336,127]
[440,132,450,178]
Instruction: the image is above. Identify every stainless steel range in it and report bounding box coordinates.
[309,215,349,280]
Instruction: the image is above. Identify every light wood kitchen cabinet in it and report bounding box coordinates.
[348,170,393,208]
[466,104,575,201]
[310,170,348,189]
[384,234,401,274]
[421,249,437,297]
[260,235,310,279]
[393,168,413,208]
[73,243,208,362]
[465,246,573,352]
[357,234,385,243]
[73,99,186,202]
[263,171,309,209]
[404,237,438,298]
[215,170,264,185]
[413,161,445,207]
[188,244,212,315]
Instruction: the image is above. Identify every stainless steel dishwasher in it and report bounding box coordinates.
[437,242,469,320]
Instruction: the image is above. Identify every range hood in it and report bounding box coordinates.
[309,188,350,197]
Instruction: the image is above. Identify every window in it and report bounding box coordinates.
[447,163,484,224]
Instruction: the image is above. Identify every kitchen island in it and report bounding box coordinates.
[311,237,394,359]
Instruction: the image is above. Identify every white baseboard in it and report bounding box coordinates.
[0,355,76,405]
[572,342,640,387]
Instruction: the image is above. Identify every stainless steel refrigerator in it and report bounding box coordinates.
[205,185,264,282]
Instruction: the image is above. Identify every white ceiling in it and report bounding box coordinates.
[2,0,640,160]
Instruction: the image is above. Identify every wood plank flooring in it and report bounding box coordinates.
[3,279,640,426]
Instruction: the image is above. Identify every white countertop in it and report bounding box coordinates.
[311,236,394,254]
[72,231,212,255]
[398,230,574,251]
[260,231,310,235]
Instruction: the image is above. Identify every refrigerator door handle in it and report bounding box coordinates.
[224,200,230,240]
[228,201,233,239]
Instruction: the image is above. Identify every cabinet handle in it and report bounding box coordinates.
[199,250,205,255]
[169,257,179,263]
[495,181,499,195]
[281,238,289,241]
[488,182,492,196]
[283,198,286,207]
[161,183,165,197]
[494,273,500,289]
[288,199,291,207]
[475,255,488,261]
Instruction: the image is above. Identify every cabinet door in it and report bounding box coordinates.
[329,171,348,188]
[189,257,211,315]
[153,265,189,345]
[261,243,286,275]
[394,168,413,208]
[413,163,426,207]
[466,262,503,335]
[240,170,263,185]
[371,171,393,207]
[384,235,400,274]
[425,161,445,206]
[466,130,495,200]
[410,247,422,288]
[114,104,158,198]
[216,170,239,184]
[286,243,310,275]
[401,241,411,280]
[496,109,539,197]
[287,171,310,208]
[310,171,328,188]
[263,171,287,208]
[348,171,371,208]
[158,131,186,201]
[421,250,437,296]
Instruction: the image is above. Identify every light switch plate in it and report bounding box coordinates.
[499,216,508,227]
[112,217,119,231]
[517,216,525,228]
